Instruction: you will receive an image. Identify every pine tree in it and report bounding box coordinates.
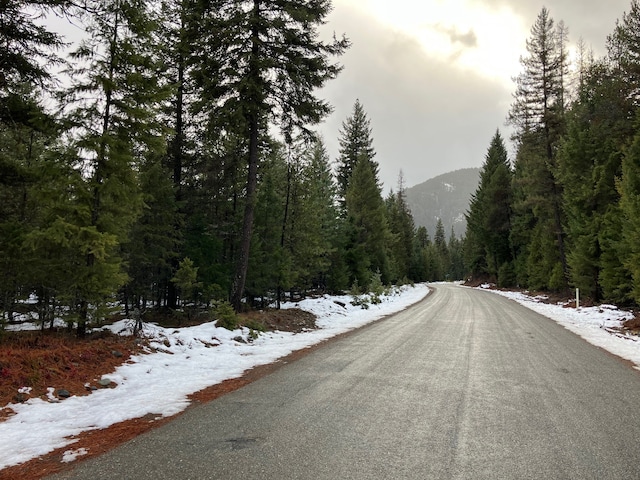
[123,155,181,310]
[295,137,340,291]
[609,0,640,106]
[55,0,167,335]
[0,91,62,325]
[433,218,449,280]
[345,157,390,288]
[557,61,630,301]
[336,99,378,209]
[155,0,200,309]
[551,2,640,303]
[465,130,514,284]
[386,172,415,282]
[193,1,348,311]
[246,142,289,305]
[508,7,570,291]
[618,126,640,303]
[409,226,430,282]
[0,0,71,323]
[0,0,70,101]
[447,228,466,282]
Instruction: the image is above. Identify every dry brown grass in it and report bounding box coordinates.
[0,330,145,418]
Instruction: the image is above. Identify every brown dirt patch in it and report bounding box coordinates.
[240,307,316,332]
[622,314,640,335]
[0,330,145,416]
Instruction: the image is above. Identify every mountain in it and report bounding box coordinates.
[405,167,480,239]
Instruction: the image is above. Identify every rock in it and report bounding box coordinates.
[57,389,71,399]
[13,393,26,403]
[111,350,123,358]
[98,378,112,387]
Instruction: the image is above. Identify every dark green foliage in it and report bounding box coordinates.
[447,229,466,282]
[124,156,181,309]
[246,143,289,303]
[0,0,70,99]
[0,92,62,325]
[507,7,569,292]
[171,257,201,306]
[190,0,349,311]
[345,157,390,287]
[408,226,429,282]
[619,127,640,303]
[386,174,415,283]
[337,99,378,209]
[245,136,341,305]
[556,60,630,301]
[465,130,514,284]
[302,138,342,290]
[55,0,167,335]
[494,2,640,302]
[13,0,640,330]
[213,301,239,330]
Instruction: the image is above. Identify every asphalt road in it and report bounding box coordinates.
[51,284,640,479]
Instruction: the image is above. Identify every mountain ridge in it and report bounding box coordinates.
[405,167,480,239]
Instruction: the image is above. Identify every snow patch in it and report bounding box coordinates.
[0,284,429,470]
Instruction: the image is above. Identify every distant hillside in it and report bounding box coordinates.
[405,168,480,239]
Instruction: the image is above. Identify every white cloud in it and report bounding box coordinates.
[318,0,630,191]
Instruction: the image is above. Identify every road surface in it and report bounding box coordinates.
[51,284,640,479]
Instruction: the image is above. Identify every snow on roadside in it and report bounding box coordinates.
[0,284,429,470]
[478,286,640,366]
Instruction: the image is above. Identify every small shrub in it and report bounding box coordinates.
[248,329,260,341]
[369,270,384,297]
[243,318,265,333]
[350,295,370,309]
[349,278,363,296]
[213,301,239,330]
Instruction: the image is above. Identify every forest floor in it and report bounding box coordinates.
[0,308,317,480]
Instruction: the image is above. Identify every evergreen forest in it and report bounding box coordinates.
[466,3,640,306]
[4,0,640,337]
[0,0,463,336]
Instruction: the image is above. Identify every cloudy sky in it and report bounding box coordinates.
[317,0,632,192]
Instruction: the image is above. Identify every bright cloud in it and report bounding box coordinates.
[339,0,527,87]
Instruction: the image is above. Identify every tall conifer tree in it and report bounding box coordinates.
[55,0,166,335]
[345,157,390,287]
[508,7,570,291]
[336,99,378,209]
[194,0,348,311]
[465,130,513,285]
[386,172,415,282]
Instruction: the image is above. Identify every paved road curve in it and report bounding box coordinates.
[52,284,640,479]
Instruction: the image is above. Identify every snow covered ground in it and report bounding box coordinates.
[1,282,640,471]
[0,285,429,470]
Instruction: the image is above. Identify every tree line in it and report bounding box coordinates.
[466,2,640,306]
[0,0,461,335]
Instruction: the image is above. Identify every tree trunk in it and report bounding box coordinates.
[276,164,292,309]
[167,19,186,311]
[230,0,261,312]
[230,118,259,311]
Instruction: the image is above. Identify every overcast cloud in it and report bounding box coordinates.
[318,0,632,192]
